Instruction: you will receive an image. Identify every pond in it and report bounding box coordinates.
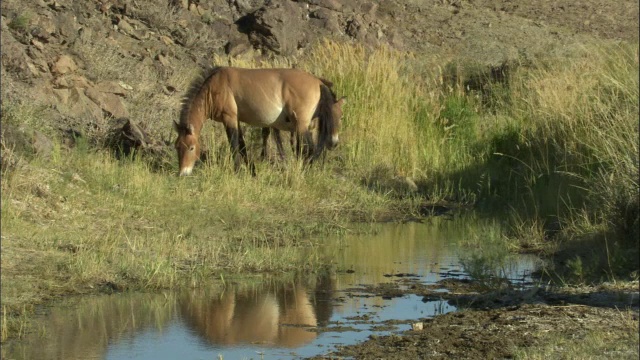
[3,214,540,360]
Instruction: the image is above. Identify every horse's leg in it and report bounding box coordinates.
[261,127,270,161]
[289,131,296,154]
[237,125,255,175]
[273,129,286,161]
[287,108,315,162]
[294,129,315,162]
[302,131,315,162]
[224,125,243,171]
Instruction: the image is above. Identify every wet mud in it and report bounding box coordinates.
[310,277,639,359]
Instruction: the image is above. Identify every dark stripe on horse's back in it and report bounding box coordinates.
[314,84,336,157]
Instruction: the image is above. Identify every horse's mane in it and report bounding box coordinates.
[178,66,224,129]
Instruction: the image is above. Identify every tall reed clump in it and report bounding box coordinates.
[302,40,430,177]
[496,42,639,280]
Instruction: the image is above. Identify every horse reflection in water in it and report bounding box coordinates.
[179,280,333,348]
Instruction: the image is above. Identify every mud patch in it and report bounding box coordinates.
[310,280,639,359]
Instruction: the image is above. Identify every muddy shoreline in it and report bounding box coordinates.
[309,276,639,359]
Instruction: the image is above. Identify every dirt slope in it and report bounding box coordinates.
[1,0,637,148]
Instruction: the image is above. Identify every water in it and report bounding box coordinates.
[3,216,540,360]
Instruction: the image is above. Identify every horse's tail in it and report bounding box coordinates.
[314,83,335,157]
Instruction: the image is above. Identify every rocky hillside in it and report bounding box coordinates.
[1,0,638,156]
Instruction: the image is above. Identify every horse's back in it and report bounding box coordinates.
[221,67,322,129]
[226,67,321,94]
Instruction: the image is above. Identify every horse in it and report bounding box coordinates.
[174,67,345,176]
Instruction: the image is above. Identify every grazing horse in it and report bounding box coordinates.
[174,67,345,176]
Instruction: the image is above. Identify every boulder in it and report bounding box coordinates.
[238,2,307,55]
[52,74,92,89]
[54,87,104,120]
[50,54,78,75]
[309,0,343,11]
[32,130,54,158]
[85,86,129,119]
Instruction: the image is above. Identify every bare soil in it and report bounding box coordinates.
[1,0,638,145]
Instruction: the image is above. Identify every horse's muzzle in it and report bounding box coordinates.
[179,167,194,176]
[328,135,339,150]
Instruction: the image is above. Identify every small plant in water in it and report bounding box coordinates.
[462,253,512,290]
[566,255,585,283]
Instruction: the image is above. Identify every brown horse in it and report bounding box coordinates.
[174,67,345,176]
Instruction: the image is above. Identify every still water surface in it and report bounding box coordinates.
[4,216,539,360]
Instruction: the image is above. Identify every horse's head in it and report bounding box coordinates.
[328,96,346,149]
[173,121,200,176]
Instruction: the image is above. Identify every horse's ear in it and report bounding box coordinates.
[173,120,180,133]
[336,96,346,106]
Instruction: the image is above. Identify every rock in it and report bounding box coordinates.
[52,74,92,89]
[159,35,174,45]
[50,54,78,75]
[311,8,333,20]
[93,81,128,96]
[107,119,168,165]
[1,30,32,78]
[345,15,365,40]
[54,12,79,43]
[360,2,378,18]
[225,36,252,57]
[240,2,307,55]
[116,18,140,39]
[156,53,171,67]
[85,86,129,119]
[32,130,54,158]
[31,39,45,50]
[57,87,104,120]
[311,0,342,11]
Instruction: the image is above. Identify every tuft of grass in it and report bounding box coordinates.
[301,41,429,177]
[8,12,32,33]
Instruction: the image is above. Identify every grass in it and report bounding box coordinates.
[2,37,638,343]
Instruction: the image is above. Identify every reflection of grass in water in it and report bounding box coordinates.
[321,214,537,293]
[452,214,526,289]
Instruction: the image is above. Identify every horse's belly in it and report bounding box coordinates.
[238,105,293,131]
